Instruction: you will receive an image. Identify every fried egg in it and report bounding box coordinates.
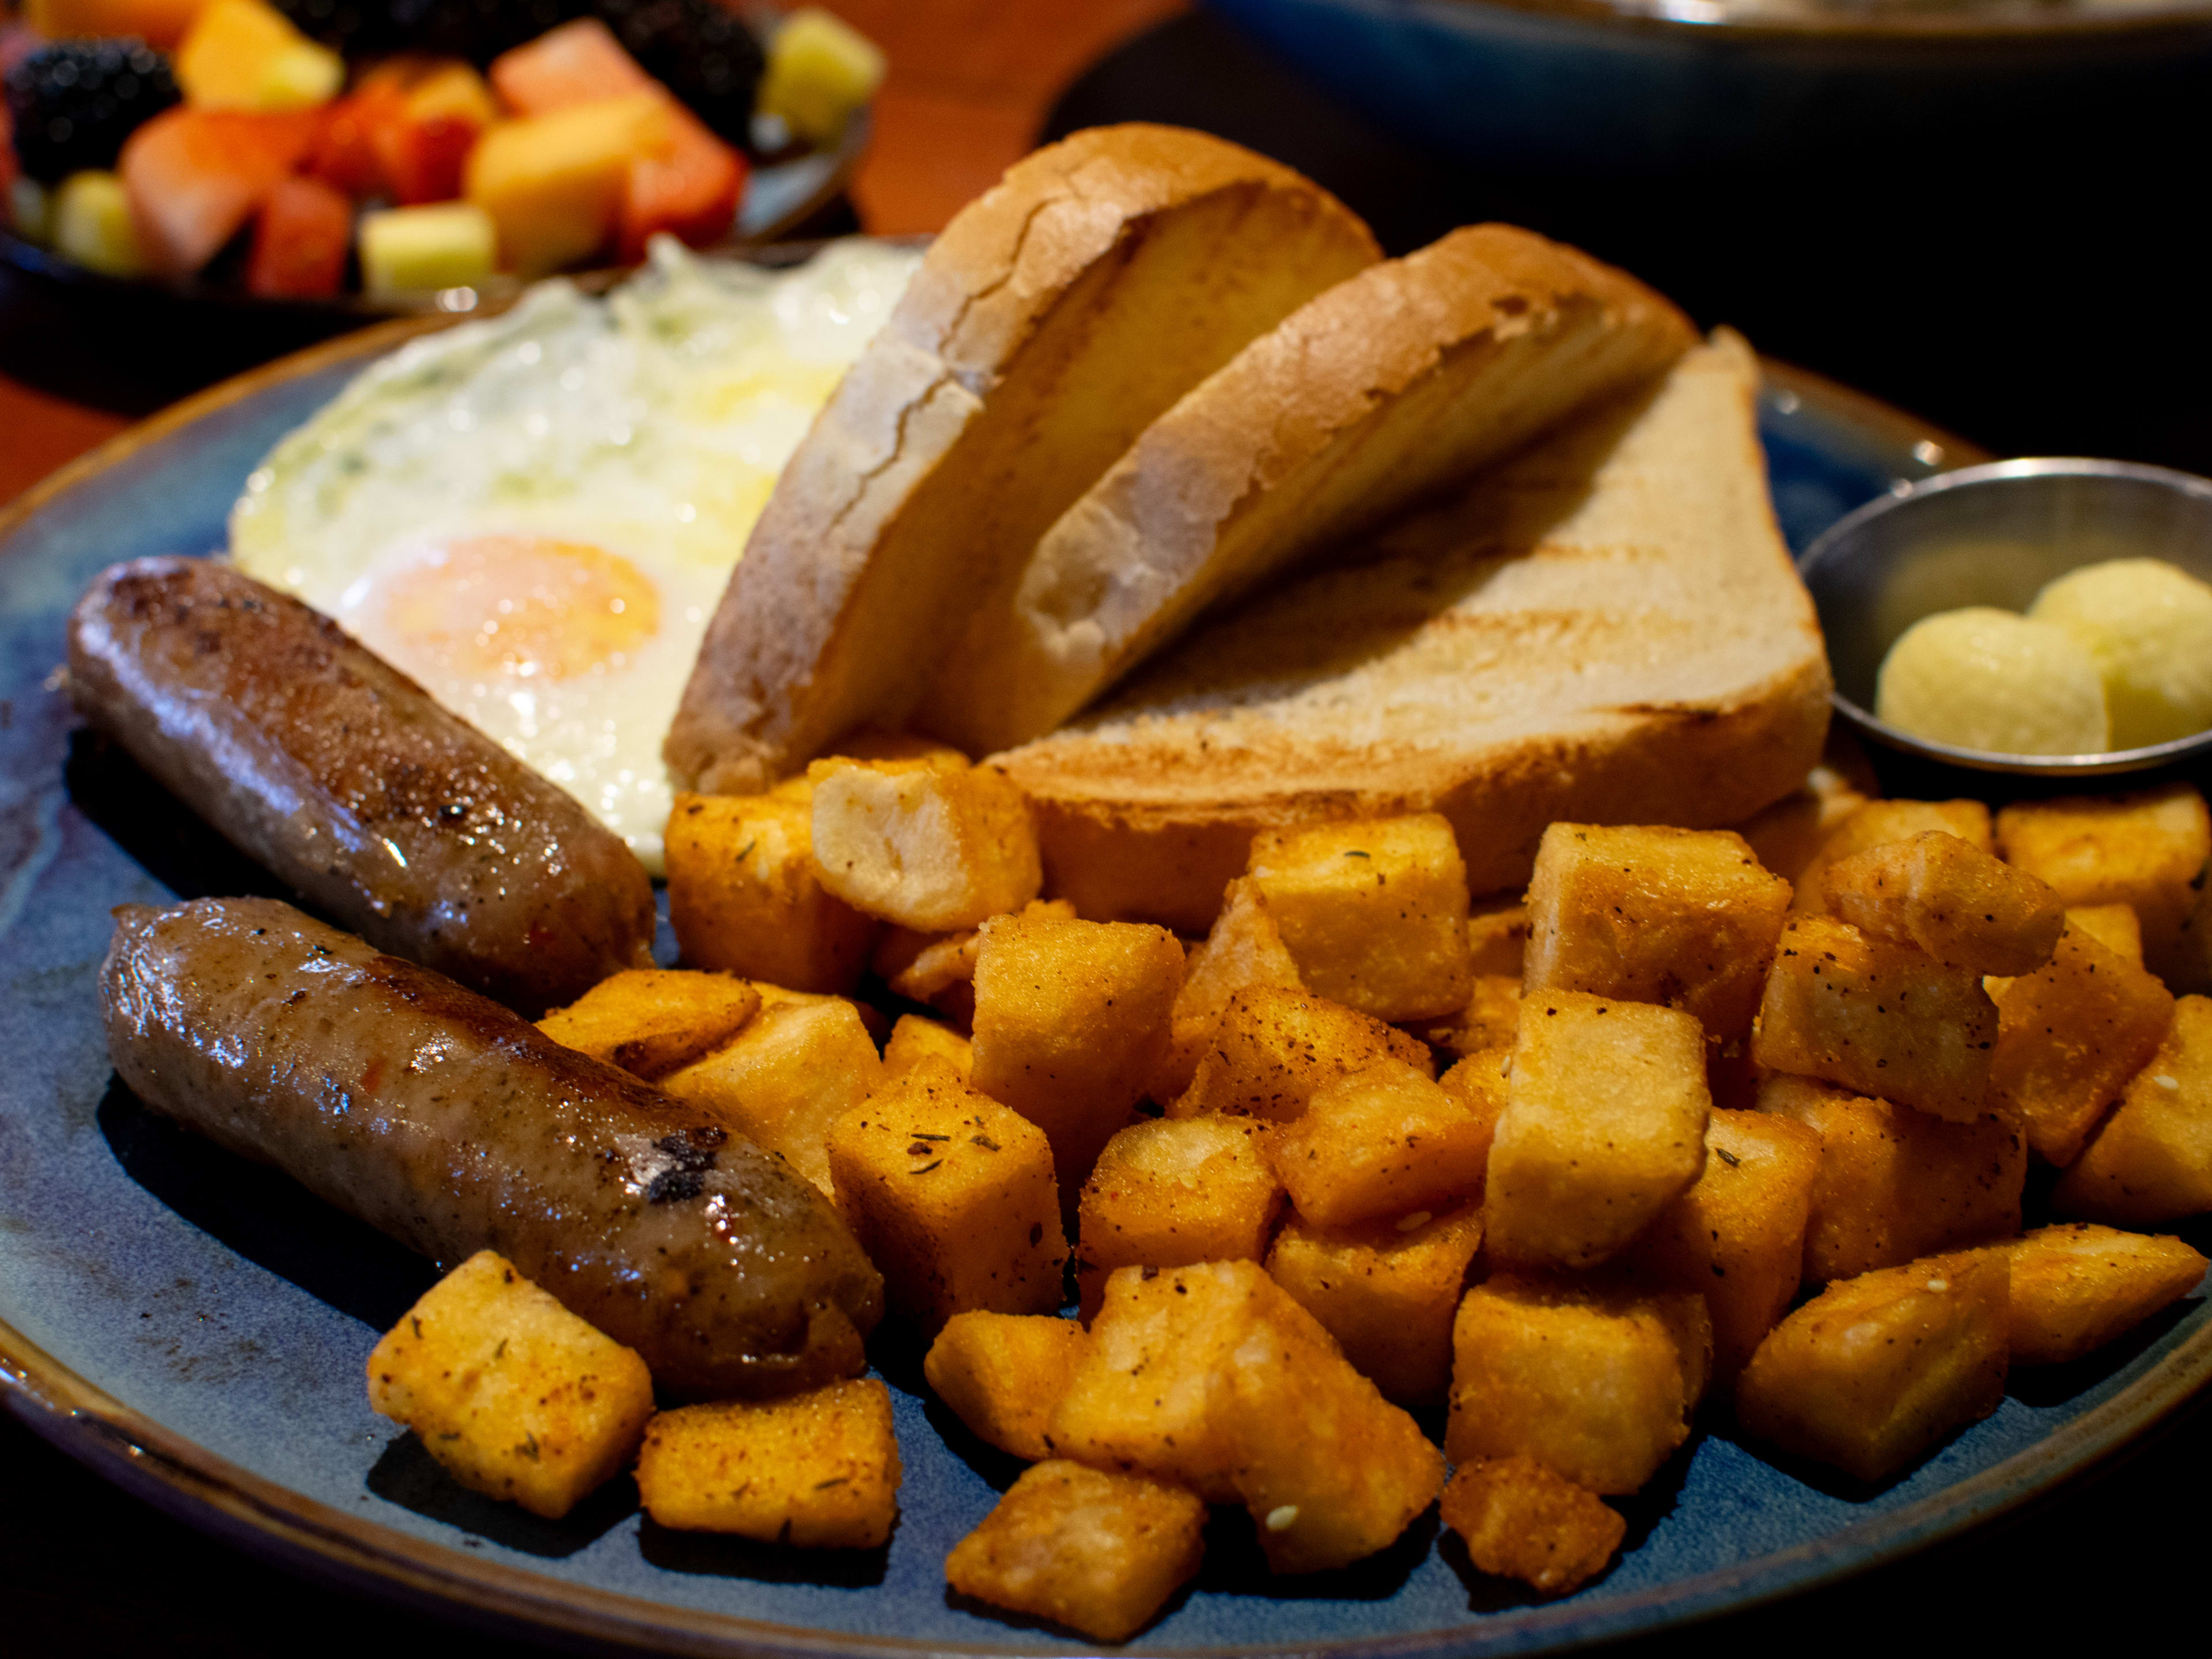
[229,236,922,872]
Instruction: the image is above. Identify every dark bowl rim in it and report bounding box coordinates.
[1433,0,2212,44]
[1799,455,2212,775]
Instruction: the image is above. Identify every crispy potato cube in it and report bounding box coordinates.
[635,1380,902,1546]
[1757,1074,2024,1282]
[1751,915,1996,1122]
[1245,813,1474,1021]
[1446,1274,1711,1494]
[1075,1117,1283,1317]
[1824,831,2065,975]
[824,1059,1067,1332]
[1170,986,1431,1122]
[1440,1457,1624,1598]
[1734,1251,2008,1483]
[1997,1222,2206,1365]
[660,997,881,1198]
[1733,782,1870,888]
[1467,899,1532,978]
[1268,1058,1493,1228]
[1486,991,1711,1269]
[366,1250,652,1520]
[1266,1204,1483,1403]
[809,756,1041,930]
[2054,994,2212,1223]
[1791,798,1994,914]
[2067,903,2144,964]
[535,969,761,1081]
[884,1013,974,1081]
[1524,823,1791,1044]
[1611,1108,1823,1381]
[1149,876,1305,1102]
[666,789,877,993]
[1987,922,2175,1165]
[971,911,1186,1195]
[1414,973,1522,1059]
[1436,1046,1512,1169]
[945,1461,1205,1643]
[923,1311,1088,1460]
[1997,783,2211,983]
[873,898,1078,1024]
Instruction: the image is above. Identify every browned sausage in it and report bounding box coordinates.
[101,896,884,1398]
[68,556,654,1016]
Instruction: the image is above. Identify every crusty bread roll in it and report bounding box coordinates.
[994,332,1832,932]
[664,124,1379,796]
[915,224,1696,753]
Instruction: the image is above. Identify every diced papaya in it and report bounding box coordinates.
[617,107,743,263]
[490,18,656,115]
[245,173,351,297]
[120,105,316,278]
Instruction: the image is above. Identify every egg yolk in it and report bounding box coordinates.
[370,536,661,681]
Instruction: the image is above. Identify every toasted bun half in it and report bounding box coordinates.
[995,332,1832,931]
[916,224,1697,753]
[664,124,1380,796]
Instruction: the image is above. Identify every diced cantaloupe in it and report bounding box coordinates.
[358,201,497,294]
[245,173,351,296]
[120,105,316,278]
[464,93,673,276]
[53,171,149,278]
[490,18,657,115]
[176,0,343,113]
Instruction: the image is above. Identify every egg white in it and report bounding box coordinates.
[229,236,922,873]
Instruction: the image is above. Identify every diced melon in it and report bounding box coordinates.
[464,93,673,276]
[375,61,497,205]
[617,104,743,262]
[246,173,351,297]
[52,171,150,278]
[490,18,656,115]
[24,0,209,50]
[120,106,316,278]
[359,200,497,295]
[176,0,343,113]
[760,7,886,146]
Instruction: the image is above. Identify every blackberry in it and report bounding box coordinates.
[376,0,594,67]
[267,0,408,56]
[4,39,180,187]
[591,0,764,149]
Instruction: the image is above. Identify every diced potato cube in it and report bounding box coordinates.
[1266,1204,1483,1403]
[1611,1108,1823,1381]
[872,898,1077,1024]
[1987,922,2175,1165]
[824,1059,1067,1331]
[1524,823,1791,1044]
[1435,1046,1512,1170]
[1824,831,2065,975]
[1075,1117,1283,1317]
[1757,1074,2024,1282]
[666,789,876,993]
[971,911,1185,1197]
[2054,994,2212,1223]
[1413,973,1522,1059]
[634,1380,901,1546]
[1750,915,1997,1123]
[1732,782,1870,888]
[535,968,760,1081]
[660,997,881,1198]
[1245,813,1474,1021]
[944,1461,1205,1643]
[810,757,1041,931]
[1268,1058,1491,1228]
[1997,1222,2207,1365]
[1440,1457,1624,1598]
[1486,991,1711,1269]
[884,1013,974,1081]
[366,1250,652,1520]
[1149,875,1305,1101]
[1791,798,1994,914]
[2067,903,2144,964]
[923,1311,1088,1460]
[1446,1274,1711,1494]
[1171,986,1431,1122]
[1467,899,1532,978]
[1734,1251,2009,1483]
[1997,783,2211,983]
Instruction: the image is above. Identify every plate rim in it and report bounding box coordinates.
[6,313,2172,1659]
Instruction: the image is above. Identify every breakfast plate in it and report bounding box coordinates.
[5,315,2209,1657]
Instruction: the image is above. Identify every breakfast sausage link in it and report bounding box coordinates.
[101,897,884,1398]
[68,556,655,1017]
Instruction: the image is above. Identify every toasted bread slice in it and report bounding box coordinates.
[918,225,1696,753]
[995,332,1831,931]
[664,124,1379,795]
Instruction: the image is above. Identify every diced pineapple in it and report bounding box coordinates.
[52,171,149,278]
[759,6,888,146]
[176,0,342,112]
[358,201,497,296]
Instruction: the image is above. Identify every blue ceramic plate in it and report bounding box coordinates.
[2,328,2205,1657]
